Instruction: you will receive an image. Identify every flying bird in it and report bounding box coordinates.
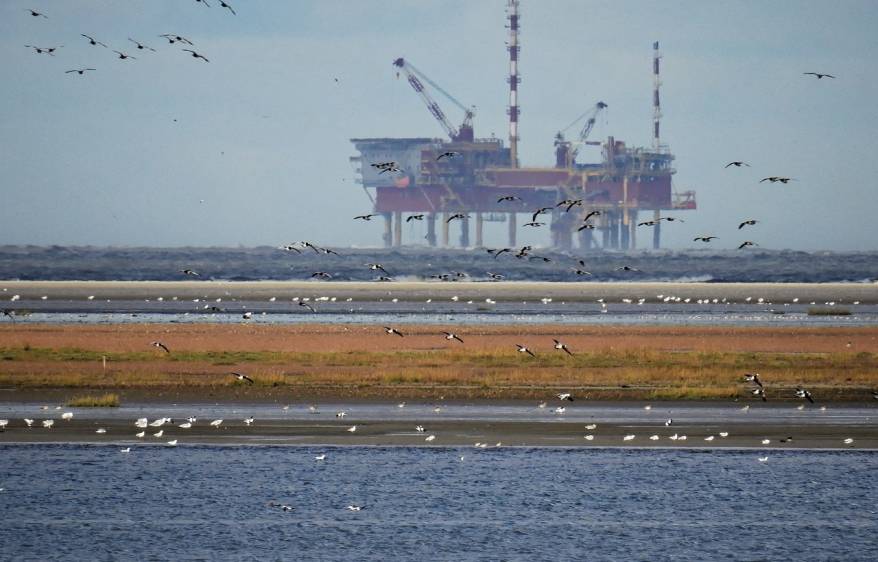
[693,236,719,242]
[181,269,200,276]
[515,344,535,358]
[128,38,156,52]
[194,0,211,7]
[523,222,545,227]
[151,341,170,353]
[160,34,194,46]
[616,266,640,272]
[442,331,464,343]
[219,1,237,15]
[231,372,254,385]
[446,213,467,223]
[659,216,684,223]
[724,161,750,168]
[311,271,332,280]
[795,388,815,404]
[25,45,61,55]
[582,210,601,222]
[65,68,96,75]
[497,195,521,203]
[437,151,459,160]
[637,220,657,227]
[571,268,591,276]
[738,219,758,229]
[113,50,136,60]
[354,214,375,221]
[744,373,763,387]
[553,340,573,355]
[803,72,835,79]
[759,176,792,183]
[366,263,388,274]
[738,241,758,249]
[406,214,424,222]
[752,387,767,401]
[531,207,552,222]
[383,326,404,337]
[25,9,48,18]
[556,392,574,401]
[486,272,505,280]
[577,224,595,231]
[183,49,209,62]
[298,301,317,313]
[81,34,107,47]
[489,248,512,259]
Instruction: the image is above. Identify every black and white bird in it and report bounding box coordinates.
[311,272,332,280]
[744,373,763,387]
[160,34,194,45]
[486,272,505,280]
[183,49,209,62]
[665,419,673,426]
[497,195,521,203]
[370,161,397,170]
[406,214,424,222]
[65,68,96,75]
[81,34,107,47]
[553,339,573,355]
[803,72,835,79]
[354,214,375,221]
[436,151,459,160]
[531,207,552,222]
[724,161,750,168]
[181,269,200,276]
[366,263,388,274]
[571,268,591,276]
[384,326,404,337]
[795,388,815,404]
[577,224,596,231]
[446,213,467,223]
[128,38,156,52]
[231,372,254,385]
[752,387,767,401]
[515,344,535,357]
[556,392,574,401]
[738,241,758,249]
[693,236,719,242]
[346,505,365,511]
[442,331,464,343]
[738,219,758,229]
[299,302,317,313]
[582,210,601,223]
[616,266,640,272]
[151,341,170,353]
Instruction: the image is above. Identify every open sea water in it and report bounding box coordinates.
[1,445,876,561]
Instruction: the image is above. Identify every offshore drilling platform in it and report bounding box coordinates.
[350,1,696,252]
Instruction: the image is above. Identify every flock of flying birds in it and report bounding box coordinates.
[21,5,230,72]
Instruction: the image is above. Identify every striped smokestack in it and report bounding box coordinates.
[507,0,520,168]
[652,41,662,148]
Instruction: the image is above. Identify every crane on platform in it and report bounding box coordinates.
[554,101,607,167]
[393,57,475,142]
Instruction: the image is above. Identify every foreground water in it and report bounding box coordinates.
[1,445,876,561]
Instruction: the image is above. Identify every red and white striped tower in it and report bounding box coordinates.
[652,41,662,148]
[507,0,521,168]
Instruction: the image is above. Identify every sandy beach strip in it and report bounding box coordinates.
[2,280,877,303]
[1,417,874,449]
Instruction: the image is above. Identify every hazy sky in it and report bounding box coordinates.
[2,0,877,251]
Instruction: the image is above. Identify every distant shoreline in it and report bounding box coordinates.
[3,280,878,303]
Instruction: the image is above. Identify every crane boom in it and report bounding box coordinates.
[393,58,474,142]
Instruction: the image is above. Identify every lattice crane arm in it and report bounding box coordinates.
[393,57,474,140]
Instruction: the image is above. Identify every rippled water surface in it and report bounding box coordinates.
[1,445,876,561]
